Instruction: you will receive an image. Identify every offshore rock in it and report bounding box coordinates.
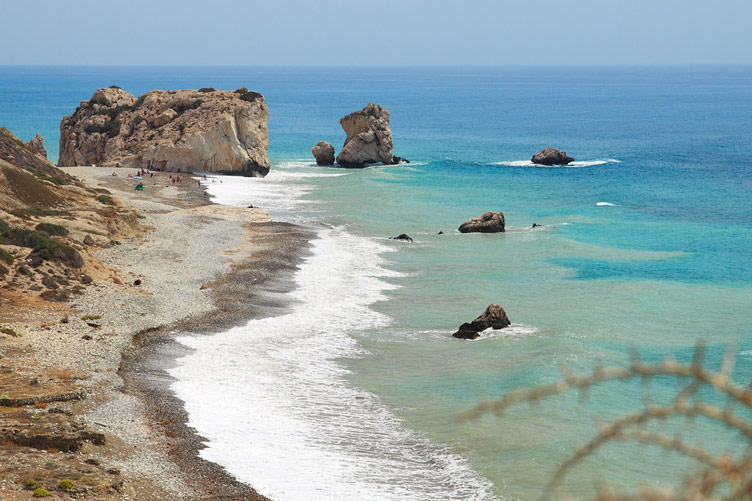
[27,133,48,159]
[453,304,511,340]
[58,87,270,176]
[531,147,574,166]
[389,234,413,242]
[336,103,395,168]
[312,140,335,166]
[458,211,505,233]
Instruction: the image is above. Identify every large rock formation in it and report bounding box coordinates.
[458,211,505,233]
[26,133,47,159]
[336,103,396,168]
[312,141,335,166]
[531,147,574,166]
[58,87,270,176]
[453,304,511,340]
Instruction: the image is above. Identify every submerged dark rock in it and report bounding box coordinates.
[458,211,505,233]
[531,147,574,166]
[453,304,511,340]
[389,234,413,242]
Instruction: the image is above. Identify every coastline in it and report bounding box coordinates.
[12,166,311,499]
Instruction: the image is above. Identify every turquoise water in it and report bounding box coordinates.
[2,66,752,499]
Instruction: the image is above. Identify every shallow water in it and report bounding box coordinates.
[2,66,751,499]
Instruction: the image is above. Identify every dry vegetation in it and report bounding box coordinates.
[461,343,752,500]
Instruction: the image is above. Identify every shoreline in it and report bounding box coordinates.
[55,167,312,499]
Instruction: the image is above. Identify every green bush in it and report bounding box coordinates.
[239,91,262,103]
[57,479,75,492]
[0,224,83,268]
[104,118,121,138]
[36,223,68,237]
[85,117,122,138]
[108,85,121,89]
[33,488,51,498]
[198,87,215,93]
[0,247,14,265]
[97,194,115,205]
[84,123,107,135]
[96,104,130,120]
[133,95,147,108]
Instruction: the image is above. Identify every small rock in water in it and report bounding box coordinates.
[458,211,505,233]
[389,234,413,242]
[312,141,335,166]
[531,147,574,166]
[453,304,511,340]
[438,231,444,235]
[532,223,541,228]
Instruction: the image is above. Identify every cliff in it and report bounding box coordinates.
[58,86,270,176]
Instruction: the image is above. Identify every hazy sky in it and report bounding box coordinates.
[2,0,750,66]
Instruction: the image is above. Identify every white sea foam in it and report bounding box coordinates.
[169,172,500,500]
[596,201,616,207]
[494,158,621,168]
[478,324,539,340]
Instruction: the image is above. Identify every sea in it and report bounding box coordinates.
[1,66,751,500]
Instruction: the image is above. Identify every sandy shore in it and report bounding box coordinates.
[2,167,311,499]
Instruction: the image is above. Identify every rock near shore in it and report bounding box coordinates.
[336,103,396,168]
[27,133,47,159]
[58,86,270,176]
[453,304,511,339]
[531,147,574,166]
[458,211,506,233]
[312,140,335,166]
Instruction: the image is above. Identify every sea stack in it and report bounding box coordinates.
[453,304,511,339]
[312,141,335,166]
[531,147,574,166]
[458,211,506,233]
[58,86,270,176]
[336,103,396,168]
[26,133,47,159]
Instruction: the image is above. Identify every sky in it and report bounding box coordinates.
[1,0,751,66]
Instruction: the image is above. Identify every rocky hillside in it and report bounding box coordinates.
[0,126,141,312]
[58,86,270,176]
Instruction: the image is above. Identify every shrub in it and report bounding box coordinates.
[134,115,143,126]
[234,87,248,94]
[108,85,121,89]
[0,224,83,267]
[0,247,13,265]
[84,123,105,134]
[198,87,215,93]
[104,118,121,138]
[97,194,115,205]
[17,208,70,218]
[32,488,51,498]
[239,91,262,103]
[96,104,130,120]
[133,95,147,108]
[24,478,41,490]
[35,223,68,237]
[57,479,75,492]
[81,315,101,321]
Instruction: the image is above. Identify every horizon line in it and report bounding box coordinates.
[1,63,751,69]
